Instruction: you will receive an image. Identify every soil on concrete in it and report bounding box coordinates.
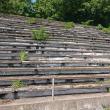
[0,99,13,105]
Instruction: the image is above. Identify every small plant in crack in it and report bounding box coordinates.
[11,80,25,90]
[31,28,49,41]
[19,50,28,61]
[27,17,37,24]
[64,22,75,29]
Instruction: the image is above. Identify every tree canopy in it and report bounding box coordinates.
[0,0,110,26]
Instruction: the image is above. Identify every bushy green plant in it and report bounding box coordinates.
[97,24,103,30]
[96,24,110,34]
[19,51,28,61]
[11,80,25,90]
[102,27,110,34]
[47,17,54,20]
[0,0,110,27]
[64,22,75,29]
[104,107,110,110]
[82,20,94,26]
[27,17,37,24]
[32,28,49,41]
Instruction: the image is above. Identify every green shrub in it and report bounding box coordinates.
[102,27,110,33]
[82,20,94,26]
[32,28,49,41]
[97,24,103,30]
[96,24,110,34]
[11,80,25,90]
[104,107,110,110]
[19,51,28,61]
[47,17,54,20]
[64,22,75,29]
[27,17,37,24]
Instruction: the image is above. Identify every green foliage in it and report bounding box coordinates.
[104,108,110,110]
[27,17,37,24]
[32,28,49,41]
[82,0,110,26]
[0,0,35,16]
[34,0,110,26]
[0,0,110,27]
[11,80,25,90]
[97,24,103,30]
[102,27,110,34]
[34,0,63,19]
[64,22,75,29]
[82,20,94,26]
[0,0,11,13]
[47,17,54,20]
[103,105,110,110]
[96,24,110,34]
[19,51,28,61]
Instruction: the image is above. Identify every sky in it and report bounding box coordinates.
[31,0,36,3]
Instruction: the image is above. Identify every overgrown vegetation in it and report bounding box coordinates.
[32,28,49,41]
[19,51,28,61]
[27,17,37,24]
[0,0,110,27]
[82,20,94,26]
[104,107,110,110]
[11,80,25,90]
[0,0,35,16]
[96,24,110,34]
[97,24,104,30]
[64,22,75,29]
[102,27,110,34]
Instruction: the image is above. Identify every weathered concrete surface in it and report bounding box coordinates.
[0,93,110,110]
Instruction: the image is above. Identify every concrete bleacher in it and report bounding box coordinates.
[0,15,110,99]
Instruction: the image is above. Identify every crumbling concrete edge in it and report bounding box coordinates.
[0,93,110,110]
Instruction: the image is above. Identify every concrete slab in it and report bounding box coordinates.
[0,93,110,110]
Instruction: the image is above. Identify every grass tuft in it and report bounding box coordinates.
[32,28,49,41]
[11,80,25,90]
[102,27,110,33]
[19,51,28,61]
[64,22,75,29]
[97,24,103,30]
[27,17,37,24]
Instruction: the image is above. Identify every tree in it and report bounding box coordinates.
[34,0,63,20]
[83,0,110,26]
[0,0,110,26]
[0,0,35,16]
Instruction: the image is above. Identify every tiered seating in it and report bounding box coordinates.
[0,15,110,99]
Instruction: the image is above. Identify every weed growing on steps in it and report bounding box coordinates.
[82,20,94,27]
[27,17,37,24]
[97,24,103,30]
[11,80,25,90]
[32,28,49,41]
[102,27,110,34]
[64,22,75,29]
[97,24,110,34]
[103,107,110,110]
[19,50,28,61]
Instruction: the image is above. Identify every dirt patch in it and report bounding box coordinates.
[0,99,13,105]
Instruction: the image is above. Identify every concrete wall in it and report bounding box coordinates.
[1,93,110,110]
